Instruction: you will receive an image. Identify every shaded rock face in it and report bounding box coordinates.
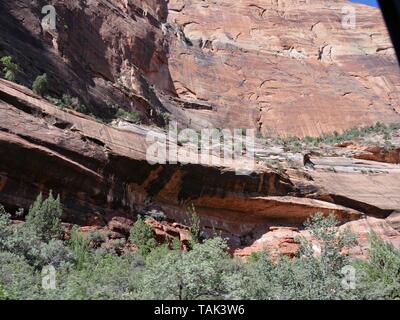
[1,0,400,135]
[0,0,172,122]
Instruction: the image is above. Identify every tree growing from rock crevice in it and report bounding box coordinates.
[129,216,158,256]
[0,56,20,82]
[32,73,49,96]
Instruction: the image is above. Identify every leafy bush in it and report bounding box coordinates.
[1,223,42,267]
[227,213,359,300]
[187,204,202,244]
[171,238,182,251]
[299,213,357,271]
[356,232,400,299]
[36,240,74,269]
[32,73,49,96]
[0,205,12,239]
[265,159,285,173]
[87,230,107,246]
[0,205,44,267]
[129,216,157,256]
[271,121,400,150]
[109,238,126,251]
[47,252,144,300]
[25,192,63,242]
[0,56,20,82]
[139,237,232,300]
[0,252,39,300]
[68,227,91,270]
[46,94,89,114]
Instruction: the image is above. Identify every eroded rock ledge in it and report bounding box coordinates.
[1,0,400,255]
[1,79,399,253]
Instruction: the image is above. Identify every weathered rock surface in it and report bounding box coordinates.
[0,0,172,123]
[1,1,400,256]
[0,80,299,233]
[164,0,400,136]
[233,226,301,259]
[234,215,400,259]
[340,215,400,259]
[353,146,400,164]
[1,0,400,135]
[305,157,400,217]
[1,79,400,253]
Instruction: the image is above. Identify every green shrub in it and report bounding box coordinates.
[187,204,202,244]
[300,213,357,271]
[48,252,144,300]
[68,226,91,270]
[0,56,20,82]
[304,136,319,147]
[37,240,74,269]
[356,232,400,299]
[46,94,89,114]
[0,205,11,232]
[32,73,49,96]
[271,121,400,149]
[87,231,107,246]
[0,252,40,300]
[0,205,14,253]
[0,205,45,267]
[129,216,157,256]
[227,213,359,300]
[25,192,63,242]
[139,237,232,300]
[2,224,42,267]
[1,193,400,300]
[109,238,126,252]
[171,238,182,251]
[265,160,285,173]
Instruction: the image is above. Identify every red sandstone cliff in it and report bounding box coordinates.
[0,0,400,255]
[2,0,400,135]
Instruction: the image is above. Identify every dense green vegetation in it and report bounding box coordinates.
[0,195,399,300]
[129,216,158,257]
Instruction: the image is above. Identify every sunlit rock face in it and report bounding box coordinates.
[1,0,400,136]
[165,0,400,136]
